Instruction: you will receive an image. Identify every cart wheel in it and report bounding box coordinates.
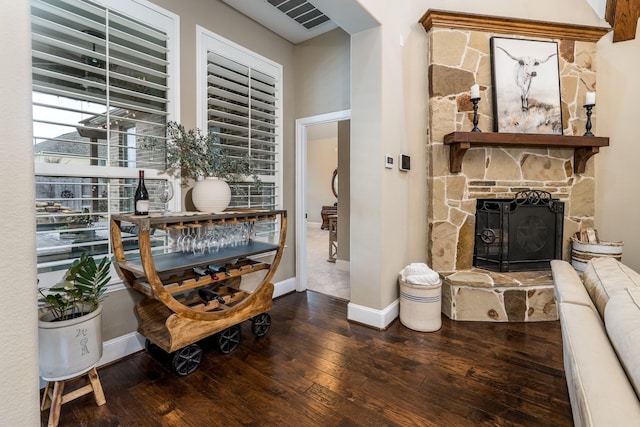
[144,339,158,353]
[171,344,203,376]
[216,325,241,354]
[251,313,271,337]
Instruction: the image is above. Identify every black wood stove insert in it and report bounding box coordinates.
[473,190,564,272]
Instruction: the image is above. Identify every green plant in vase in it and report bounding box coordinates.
[38,253,111,321]
[143,121,262,212]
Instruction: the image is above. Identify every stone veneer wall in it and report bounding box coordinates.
[426,27,598,273]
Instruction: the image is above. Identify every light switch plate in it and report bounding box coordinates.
[385,154,394,169]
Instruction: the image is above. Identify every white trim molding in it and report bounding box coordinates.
[295,109,351,292]
[99,331,145,366]
[273,277,297,298]
[347,299,399,329]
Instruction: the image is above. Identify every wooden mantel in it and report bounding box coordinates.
[420,9,611,42]
[443,132,610,174]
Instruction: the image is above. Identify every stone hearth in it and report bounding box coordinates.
[441,269,557,322]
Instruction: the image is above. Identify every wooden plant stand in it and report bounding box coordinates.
[41,367,106,427]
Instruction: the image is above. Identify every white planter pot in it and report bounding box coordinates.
[191,177,231,212]
[38,304,103,381]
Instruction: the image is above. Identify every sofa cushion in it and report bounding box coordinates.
[583,257,640,317]
[551,260,597,313]
[559,302,640,426]
[605,287,640,399]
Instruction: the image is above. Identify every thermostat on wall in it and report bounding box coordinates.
[399,154,410,171]
[385,154,394,169]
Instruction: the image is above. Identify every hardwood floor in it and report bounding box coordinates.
[42,291,573,426]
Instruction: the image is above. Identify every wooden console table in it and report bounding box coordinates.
[444,132,610,174]
[328,215,338,263]
[321,204,337,230]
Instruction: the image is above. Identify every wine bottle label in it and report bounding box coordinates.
[136,200,149,213]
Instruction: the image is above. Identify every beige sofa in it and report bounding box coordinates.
[551,257,640,426]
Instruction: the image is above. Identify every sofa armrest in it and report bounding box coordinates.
[551,260,597,311]
[560,302,640,426]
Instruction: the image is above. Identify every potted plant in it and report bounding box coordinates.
[38,253,111,380]
[145,121,261,212]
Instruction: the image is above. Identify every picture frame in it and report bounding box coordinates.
[490,37,562,134]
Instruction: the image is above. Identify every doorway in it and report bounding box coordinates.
[295,110,350,298]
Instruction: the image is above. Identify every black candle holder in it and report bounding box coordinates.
[471,97,481,132]
[584,104,594,136]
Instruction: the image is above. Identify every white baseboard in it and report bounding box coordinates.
[274,277,296,298]
[336,259,350,272]
[99,331,145,366]
[347,299,399,329]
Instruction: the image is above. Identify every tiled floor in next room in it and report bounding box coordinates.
[306,221,349,300]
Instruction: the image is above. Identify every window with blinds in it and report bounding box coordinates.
[32,0,177,276]
[200,29,282,210]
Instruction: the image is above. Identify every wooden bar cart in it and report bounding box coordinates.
[110,209,286,375]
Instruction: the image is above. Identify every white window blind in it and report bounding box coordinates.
[199,28,282,210]
[32,0,178,277]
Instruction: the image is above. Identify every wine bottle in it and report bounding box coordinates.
[198,288,224,304]
[134,170,149,215]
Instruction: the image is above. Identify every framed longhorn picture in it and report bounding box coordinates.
[490,37,562,134]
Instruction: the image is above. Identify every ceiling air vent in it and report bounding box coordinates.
[267,0,330,30]
[222,0,337,43]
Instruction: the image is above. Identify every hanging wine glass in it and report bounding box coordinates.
[159,181,174,214]
[192,226,207,256]
[176,226,187,253]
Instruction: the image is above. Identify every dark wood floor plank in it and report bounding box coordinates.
[42,290,573,426]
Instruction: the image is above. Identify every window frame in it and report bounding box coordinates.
[34,0,180,289]
[196,25,283,210]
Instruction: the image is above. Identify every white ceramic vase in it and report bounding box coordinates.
[191,177,231,212]
[38,304,103,381]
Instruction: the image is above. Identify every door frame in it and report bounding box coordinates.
[295,109,351,292]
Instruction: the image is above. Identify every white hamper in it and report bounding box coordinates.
[398,263,442,332]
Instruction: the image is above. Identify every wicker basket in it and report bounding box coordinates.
[570,237,623,272]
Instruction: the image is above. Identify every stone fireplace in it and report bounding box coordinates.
[420,11,610,321]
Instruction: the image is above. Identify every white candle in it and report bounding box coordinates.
[470,84,480,99]
[585,91,596,106]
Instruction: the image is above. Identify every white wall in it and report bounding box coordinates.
[294,28,351,118]
[337,120,351,262]
[306,124,338,223]
[0,3,40,425]
[347,0,431,311]
[595,34,640,271]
